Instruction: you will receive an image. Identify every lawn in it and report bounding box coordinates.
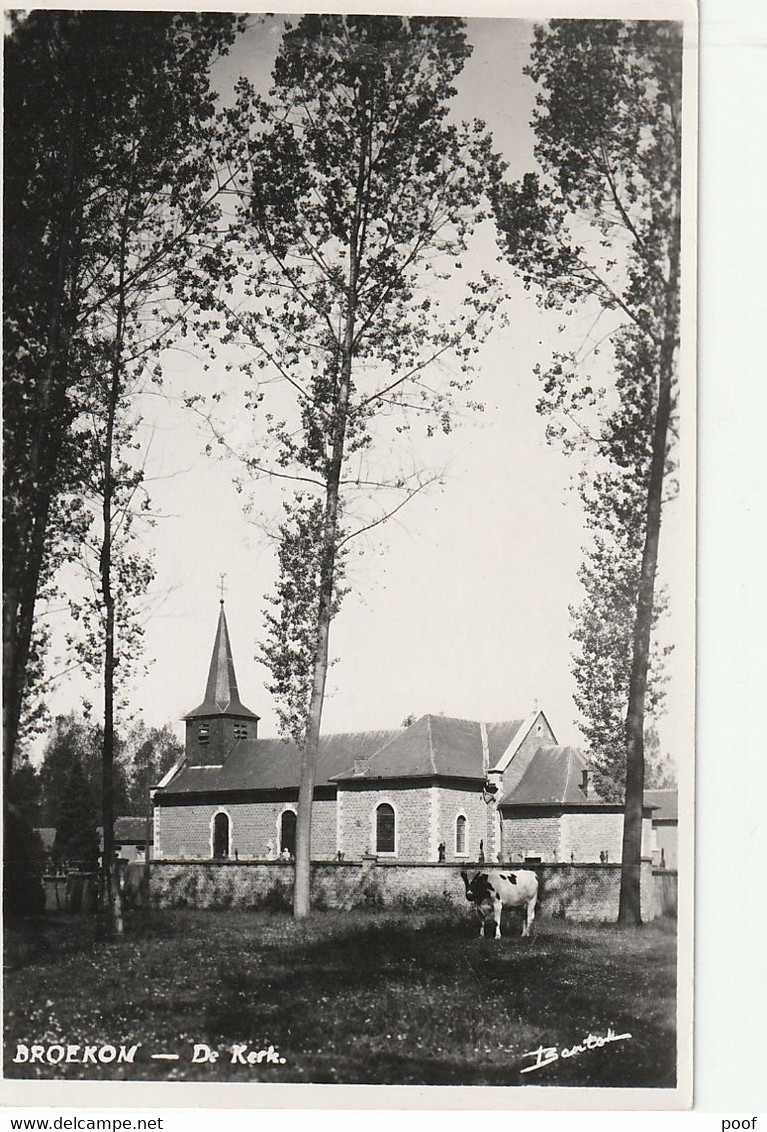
[4,907,677,1087]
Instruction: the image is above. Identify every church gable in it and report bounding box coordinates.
[490,710,558,795]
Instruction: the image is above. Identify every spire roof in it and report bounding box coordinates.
[184,603,259,720]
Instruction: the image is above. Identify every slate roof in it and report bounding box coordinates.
[115,816,153,843]
[184,603,259,720]
[486,719,526,767]
[161,714,528,795]
[331,715,525,782]
[162,729,400,796]
[500,745,615,807]
[644,788,678,821]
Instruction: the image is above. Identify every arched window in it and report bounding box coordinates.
[280,810,297,857]
[376,803,396,855]
[455,814,467,856]
[212,812,230,859]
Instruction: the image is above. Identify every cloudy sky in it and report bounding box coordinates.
[36,15,693,767]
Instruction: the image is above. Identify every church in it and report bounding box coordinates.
[152,602,654,865]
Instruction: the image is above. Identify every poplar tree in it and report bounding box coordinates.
[3,11,241,784]
[208,16,503,917]
[492,20,683,923]
[4,11,242,930]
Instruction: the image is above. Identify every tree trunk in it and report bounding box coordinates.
[618,196,681,926]
[2,26,88,787]
[100,382,124,935]
[3,46,85,785]
[101,595,124,935]
[293,86,370,919]
[3,582,25,792]
[99,210,129,937]
[293,338,354,919]
[293,527,339,918]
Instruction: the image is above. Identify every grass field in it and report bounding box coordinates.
[4,907,677,1087]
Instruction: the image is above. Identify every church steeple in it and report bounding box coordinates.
[184,601,259,767]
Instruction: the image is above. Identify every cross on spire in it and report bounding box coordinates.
[219,572,227,605]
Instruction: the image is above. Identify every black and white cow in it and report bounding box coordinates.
[460,869,538,939]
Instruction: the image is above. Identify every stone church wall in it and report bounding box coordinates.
[155,797,338,860]
[500,813,562,861]
[434,783,491,862]
[499,810,654,865]
[559,811,624,863]
[559,812,653,863]
[338,782,435,860]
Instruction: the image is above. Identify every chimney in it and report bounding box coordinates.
[581,769,589,796]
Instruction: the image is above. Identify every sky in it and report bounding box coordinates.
[33,15,691,768]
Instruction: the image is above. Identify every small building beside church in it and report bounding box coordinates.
[644,788,679,869]
[114,816,154,862]
[153,604,654,865]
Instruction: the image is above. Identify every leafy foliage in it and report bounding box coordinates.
[7,760,43,829]
[3,810,45,916]
[124,722,183,815]
[52,756,101,869]
[39,712,129,829]
[201,14,502,733]
[492,20,682,801]
[494,21,681,326]
[5,10,244,931]
[199,16,505,913]
[4,760,44,915]
[38,712,182,828]
[260,495,347,744]
[2,10,242,778]
[643,726,677,790]
[571,538,671,802]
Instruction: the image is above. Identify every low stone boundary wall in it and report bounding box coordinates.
[148,859,659,922]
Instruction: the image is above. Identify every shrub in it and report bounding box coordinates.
[261,881,291,913]
[4,809,45,917]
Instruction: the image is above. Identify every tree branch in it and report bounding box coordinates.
[337,475,438,549]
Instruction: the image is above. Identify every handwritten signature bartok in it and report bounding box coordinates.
[520,1026,632,1074]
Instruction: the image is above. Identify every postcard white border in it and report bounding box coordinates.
[2,0,699,1112]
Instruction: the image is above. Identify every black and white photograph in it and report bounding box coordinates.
[3,2,696,1105]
